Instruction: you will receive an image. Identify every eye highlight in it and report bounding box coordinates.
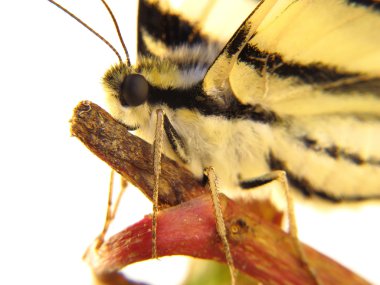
[120,74,149,107]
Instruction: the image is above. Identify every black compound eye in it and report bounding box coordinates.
[120,74,149,107]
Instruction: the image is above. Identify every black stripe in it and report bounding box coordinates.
[240,176,275,189]
[138,0,208,55]
[323,77,380,95]
[225,26,250,58]
[268,152,380,202]
[147,83,279,123]
[300,136,380,166]
[347,0,380,12]
[221,0,268,58]
[238,44,380,95]
[239,44,359,84]
[163,114,188,163]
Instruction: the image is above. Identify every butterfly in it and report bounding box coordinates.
[50,0,380,283]
[102,0,380,203]
[101,2,380,282]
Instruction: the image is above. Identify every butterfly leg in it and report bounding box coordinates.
[152,109,165,259]
[95,170,127,249]
[151,110,190,259]
[240,171,322,285]
[204,167,237,285]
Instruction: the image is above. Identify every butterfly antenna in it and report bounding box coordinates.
[48,0,123,63]
[100,0,131,66]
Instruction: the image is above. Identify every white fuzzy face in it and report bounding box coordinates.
[102,45,213,130]
[101,44,217,145]
[102,62,150,131]
[106,93,151,131]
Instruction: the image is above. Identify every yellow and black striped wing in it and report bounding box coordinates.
[205,0,380,201]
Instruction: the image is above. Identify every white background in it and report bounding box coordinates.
[0,1,379,284]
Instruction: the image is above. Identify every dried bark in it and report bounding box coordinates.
[71,101,370,285]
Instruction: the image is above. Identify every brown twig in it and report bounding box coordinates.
[70,100,206,208]
[71,101,370,285]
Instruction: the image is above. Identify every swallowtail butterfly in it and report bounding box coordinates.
[51,0,380,283]
[104,0,380,203]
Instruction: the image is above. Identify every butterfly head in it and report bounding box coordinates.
[102,62,151,130]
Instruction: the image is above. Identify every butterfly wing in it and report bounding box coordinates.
[137,0,259,59]
[204,0,380,201]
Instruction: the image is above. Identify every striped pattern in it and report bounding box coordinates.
[137,0,209,56]
[104,0,380,202]
[219,0,380,200]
